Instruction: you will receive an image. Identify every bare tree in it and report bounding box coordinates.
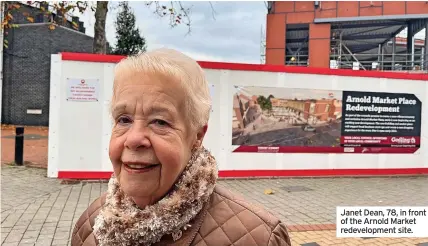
[93,2,108,54]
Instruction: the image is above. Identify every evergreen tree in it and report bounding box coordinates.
[113,2,147,55]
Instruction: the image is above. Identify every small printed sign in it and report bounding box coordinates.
[353,62,360,70]
[330,60,338,69]
[27,109,42,115]
[66,78,99,102]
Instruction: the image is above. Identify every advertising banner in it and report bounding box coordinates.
[232,86,421,154]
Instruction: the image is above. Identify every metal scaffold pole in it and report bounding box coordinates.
[425,24,428,71]
[392,37,396,71]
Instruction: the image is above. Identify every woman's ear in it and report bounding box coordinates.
[194,124,208,148]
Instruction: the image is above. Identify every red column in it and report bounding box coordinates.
[309,23,331,68]
[266,14,286,65]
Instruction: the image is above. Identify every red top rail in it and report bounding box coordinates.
[60,52,428,81]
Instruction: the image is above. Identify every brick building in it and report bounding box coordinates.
[279,98,342,123]
[302,99,342,122]
[266,1,428,69]
[1,2,93,126]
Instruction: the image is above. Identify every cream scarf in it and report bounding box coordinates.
[93,146,218,246]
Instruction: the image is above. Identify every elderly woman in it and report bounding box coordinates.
[71,48,291,246]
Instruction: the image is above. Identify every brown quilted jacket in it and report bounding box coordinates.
[71,185,291,246]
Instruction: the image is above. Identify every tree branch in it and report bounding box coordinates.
[144,1,216,36]
[177,1,191,35]
[208,2,217,21]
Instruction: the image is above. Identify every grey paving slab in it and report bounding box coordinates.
[2,165,428,246]
[1,166,64,213]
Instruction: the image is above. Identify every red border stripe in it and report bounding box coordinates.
[60,52,428,81]
[61,52,126,63]
[58,171,113,179]
[232,146,419,154]
[57,168,428,179]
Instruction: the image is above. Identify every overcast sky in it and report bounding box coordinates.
[75,1,425,64]
[77,1,268,64]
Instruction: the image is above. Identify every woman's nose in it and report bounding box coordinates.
[123,122,151,150]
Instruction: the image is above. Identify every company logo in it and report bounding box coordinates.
[391,137,416,144]
[344,147,355,153]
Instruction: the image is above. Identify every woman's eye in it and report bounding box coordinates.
[152,119,169,127]
[117,116,132,124]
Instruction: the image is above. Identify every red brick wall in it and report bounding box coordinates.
[309,23,331,68]
[266,14,286,65]
[266,1,428,68]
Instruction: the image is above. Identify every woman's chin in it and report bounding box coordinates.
[121,180,158,198]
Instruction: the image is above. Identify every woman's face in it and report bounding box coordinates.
[109,70,204,208]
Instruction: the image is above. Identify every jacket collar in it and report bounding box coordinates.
[154,196,211,246]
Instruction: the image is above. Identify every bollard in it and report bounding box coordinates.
[14,126,24,166]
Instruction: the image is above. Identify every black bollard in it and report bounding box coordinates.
[14,126,24,166]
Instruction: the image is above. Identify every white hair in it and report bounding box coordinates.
[113,48,211,130]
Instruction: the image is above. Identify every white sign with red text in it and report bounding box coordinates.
[66,78,99,102]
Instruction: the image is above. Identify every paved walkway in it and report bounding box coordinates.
[1,126,48,168]
[1,165,428,245]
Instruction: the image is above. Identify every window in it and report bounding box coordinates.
[325,104,330,113]
[310,103,315,114]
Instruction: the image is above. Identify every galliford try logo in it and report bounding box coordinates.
[391,137,416,144]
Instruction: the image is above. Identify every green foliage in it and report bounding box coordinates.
[107,43,114,55]
[112,2,146,56]
[257,95,272,111]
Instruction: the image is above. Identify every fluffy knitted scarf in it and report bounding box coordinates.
[93,146,218,246]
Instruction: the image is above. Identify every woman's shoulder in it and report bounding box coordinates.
[71,193,107,246]
[211,185,281,228]
[193,184,291,246]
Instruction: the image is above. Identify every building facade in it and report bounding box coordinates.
[266,1,428,69]
[2,2,94,126]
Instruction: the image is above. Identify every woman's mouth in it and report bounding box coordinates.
[123,163,160,173]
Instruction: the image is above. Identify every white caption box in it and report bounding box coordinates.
[336,206,428,238]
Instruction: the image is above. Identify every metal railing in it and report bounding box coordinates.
[285,53,428,72]
[330,53,428,72]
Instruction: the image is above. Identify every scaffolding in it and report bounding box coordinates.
[283,14,428,72]
[330,29,427,71]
